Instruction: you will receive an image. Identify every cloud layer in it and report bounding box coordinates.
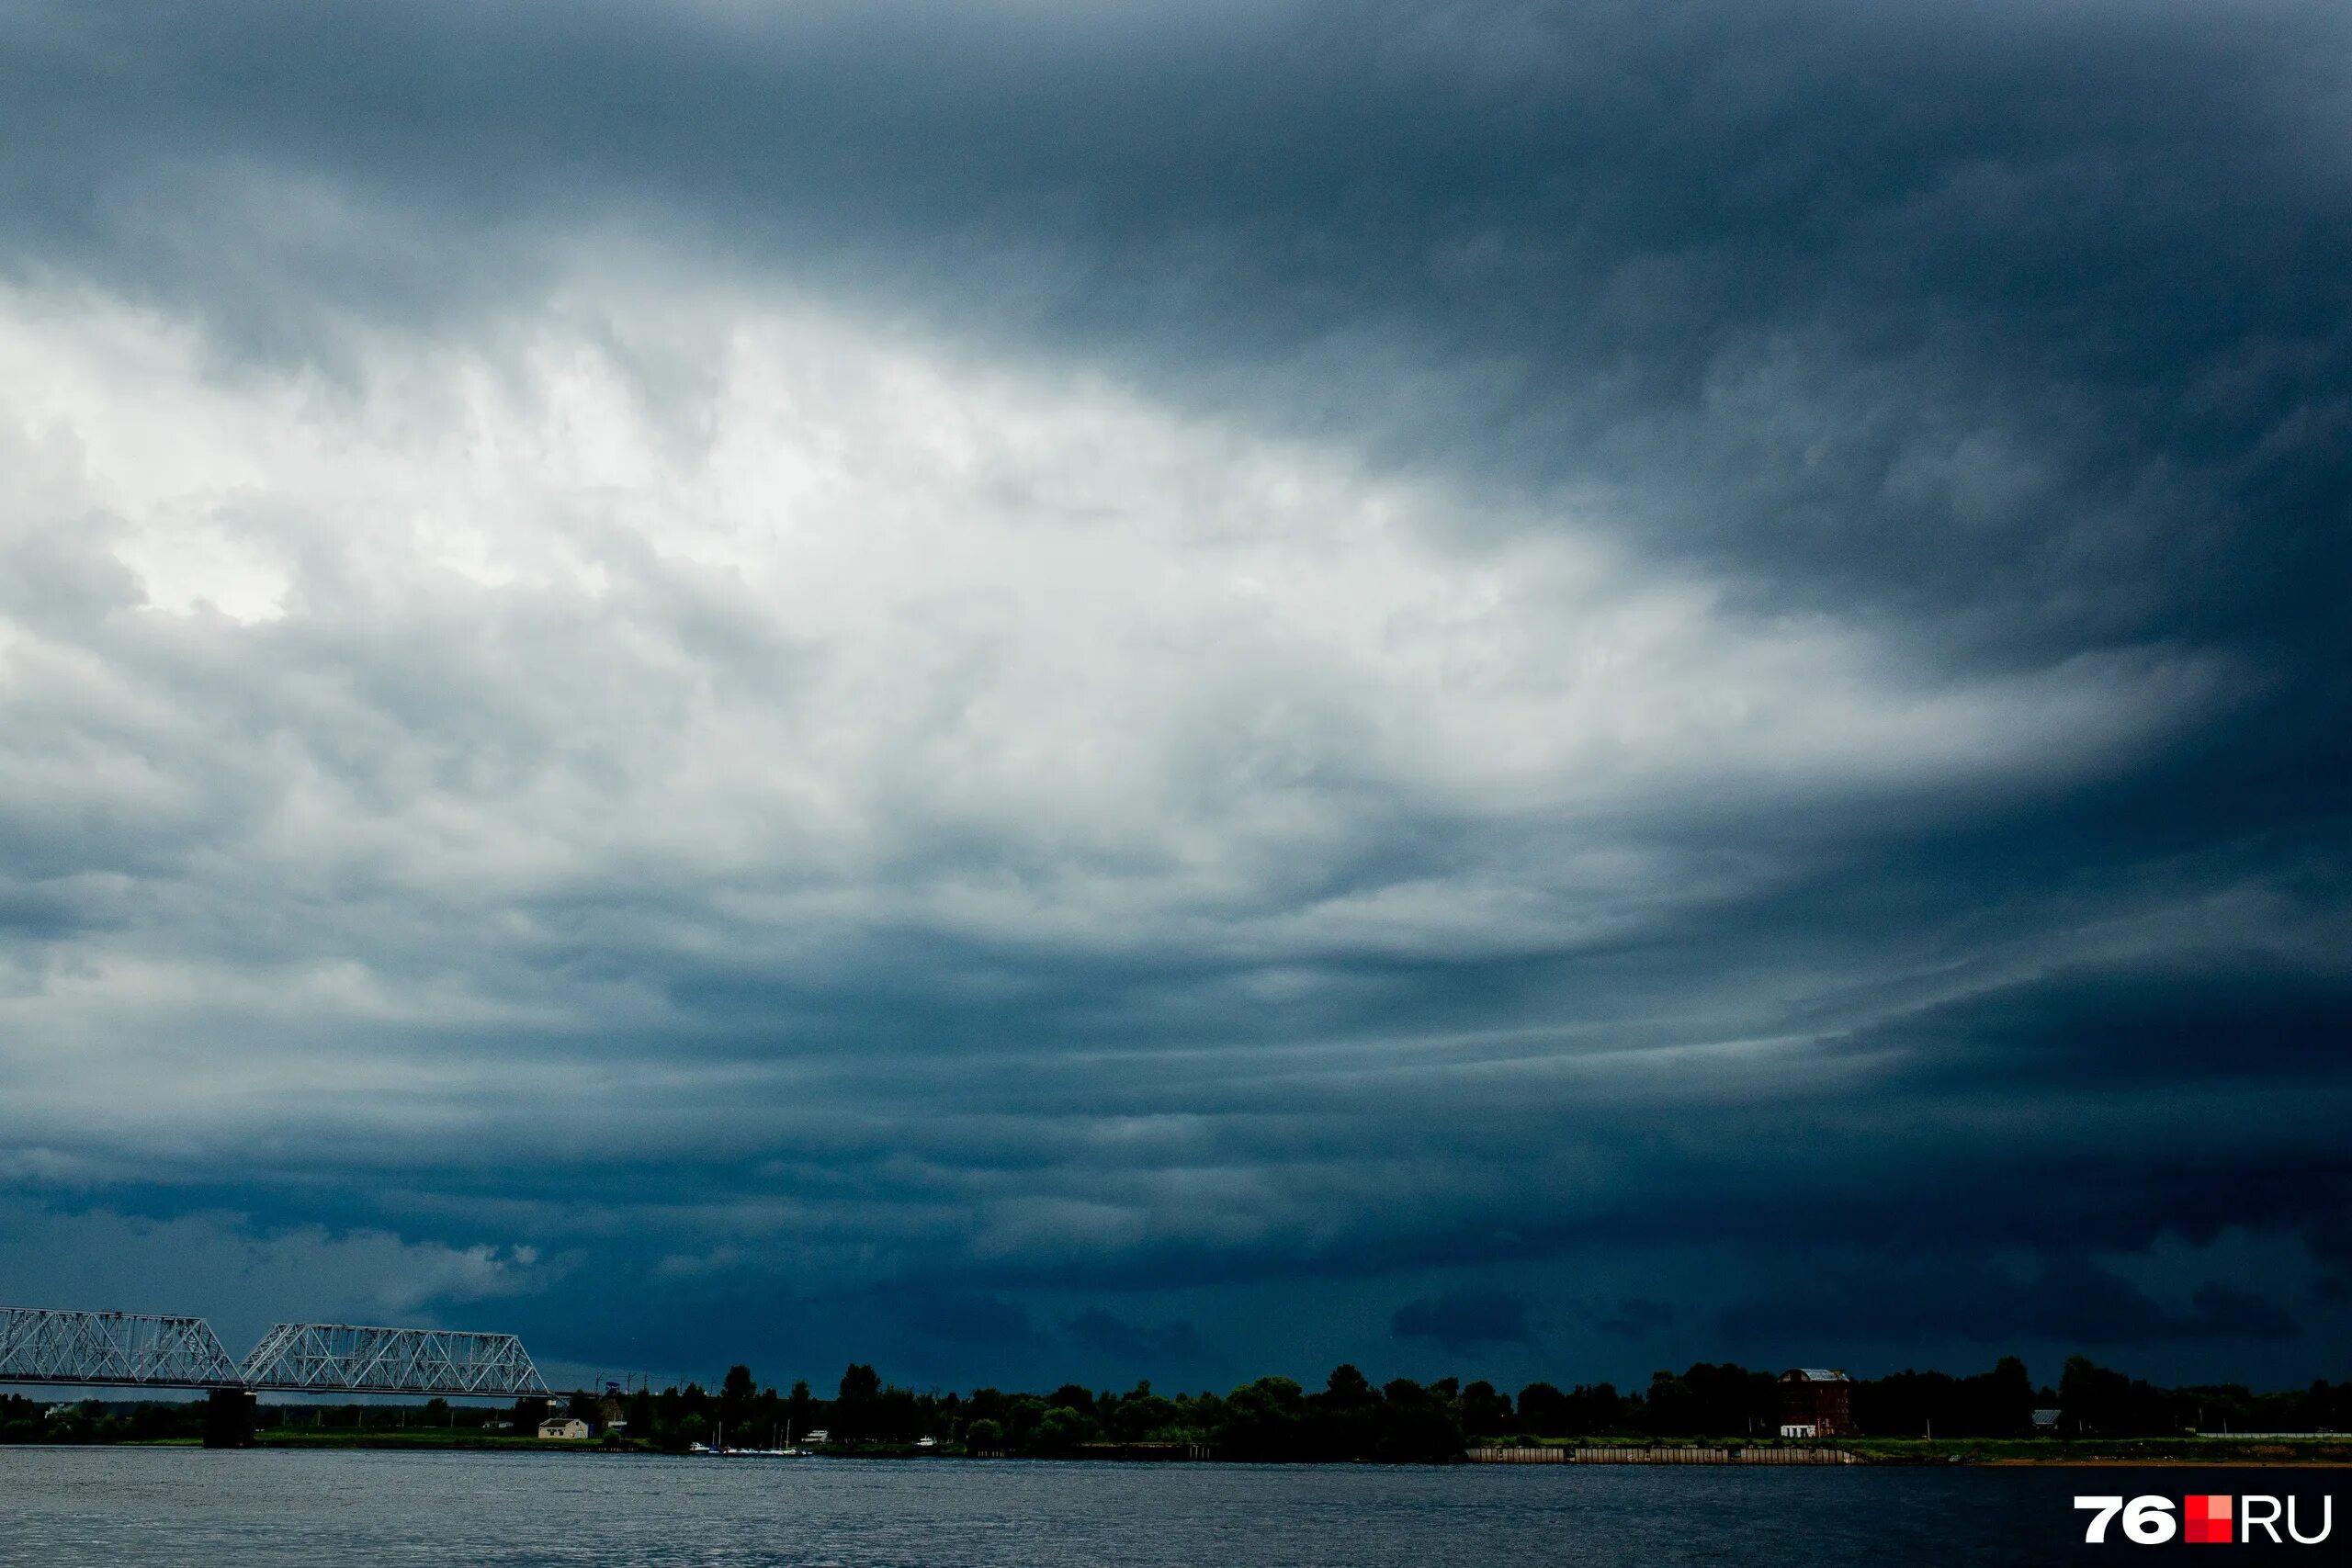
[1,0,2346,1392]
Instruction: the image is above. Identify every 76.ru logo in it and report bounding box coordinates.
[2075,1494,2335,1545]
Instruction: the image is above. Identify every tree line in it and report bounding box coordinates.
[556,1353,2351,1458]
[7,1355,2346,1453]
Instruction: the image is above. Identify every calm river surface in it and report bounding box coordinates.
[0,1448,2323,1565]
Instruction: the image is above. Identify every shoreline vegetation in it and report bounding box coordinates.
[8,1355,2346,1466]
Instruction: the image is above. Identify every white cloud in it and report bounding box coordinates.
[0,267,2228,1161]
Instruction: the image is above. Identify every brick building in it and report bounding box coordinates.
[1779,1368,1855,1438]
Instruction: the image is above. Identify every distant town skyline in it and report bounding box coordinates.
[1,0,2346,1394]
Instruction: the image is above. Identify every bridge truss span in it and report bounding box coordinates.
[238,1322,548,1396]
[0,1307,243,1388]
[0,1306,550,1396]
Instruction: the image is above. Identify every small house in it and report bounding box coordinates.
[538,1417,592,1440]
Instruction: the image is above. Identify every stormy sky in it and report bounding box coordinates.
[2,0,2347,1396]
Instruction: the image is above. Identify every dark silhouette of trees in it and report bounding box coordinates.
[1513,1380,1630,1436]
[1111,1381,1181,1440]
[1372,1378,1464,1461]
[832,1362,881,1441]
[1313,1364,1381,1456]
[718,1363,757,1436]
[1459,1381,1511,1436]
[1025,1404,1091,1456]
[14,1350,2334,1458]
[1219,1376,1307,1460]
[1857,1357,2035,1437]
[785,1379,817,1438]
[2058,1356,2179,1436]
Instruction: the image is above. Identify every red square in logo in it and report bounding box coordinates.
[2185,1494,2233,1544]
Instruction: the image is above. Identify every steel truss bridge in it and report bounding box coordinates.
[0,1307,548,1397]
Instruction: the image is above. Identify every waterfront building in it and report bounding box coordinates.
[1778,1369,1855,1438]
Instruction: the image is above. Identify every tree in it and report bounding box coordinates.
[719,1364,760,1436]
[1025,1405,1094,1457]
[1858,1357,2036,1437]
[785,1379,818,1439]
[1982,1357,2035,1436]
[1588,1383,1634,1432]
[1220,1377,1306,1461]
[1323,1365,1378,1409]
[835,1363,882,1442]
[1460,1381,1512,1437]
[1643,1370,1695,1434]
[1374,1378,1464,1462]
[2059,1357,2178,1436]
[1114,1391,1181,1440]
[1517,1382,1569,1437]
[1307,1365,1383,1458]
[873,1384,922,1442]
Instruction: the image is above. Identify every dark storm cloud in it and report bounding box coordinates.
[1061,1308,1204,1368]
[1580,1298,1677,1339]
[1394,1290,1532,1353]
[7,0,2346,655]
[1845,963,2352,1090]
[0,0,2347,1391]
[1722,1258,2298,1348]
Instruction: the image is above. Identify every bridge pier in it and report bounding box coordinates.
[202,1388,256,1449]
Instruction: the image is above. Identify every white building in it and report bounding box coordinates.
[538,1417,592,1439]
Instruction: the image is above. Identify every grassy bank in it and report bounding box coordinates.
[1849,1436,2350,1465]
[1484,1435,2352,1466]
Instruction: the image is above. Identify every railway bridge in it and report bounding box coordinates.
[1,1305,549,1446]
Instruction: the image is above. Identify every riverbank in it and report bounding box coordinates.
[1836,1436,2347,1466]
[237,1429,943,1457]
[1476,1436,2352,1467]
[98,1430,2348,1465]
[247,1428,589,1451]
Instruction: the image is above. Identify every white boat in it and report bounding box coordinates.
[720,1421,810,1457]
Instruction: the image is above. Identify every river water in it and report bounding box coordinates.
[0,1448,2330,1564]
